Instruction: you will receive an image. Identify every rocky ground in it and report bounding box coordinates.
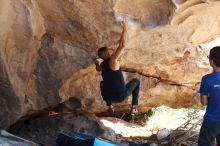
[8,111,149,146]
[7,106,204,146]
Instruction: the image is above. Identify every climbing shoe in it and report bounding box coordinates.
[130,106,138,116]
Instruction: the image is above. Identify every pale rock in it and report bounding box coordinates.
[156,128,170,140]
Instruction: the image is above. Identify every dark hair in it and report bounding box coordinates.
[97,47,107,58]
[210,46,220,67]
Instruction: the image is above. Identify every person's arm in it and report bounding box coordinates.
[110,19,128,61]
[199,76,209,106]
[200,95,208,106]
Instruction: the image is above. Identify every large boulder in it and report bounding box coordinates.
[0,0,220,127]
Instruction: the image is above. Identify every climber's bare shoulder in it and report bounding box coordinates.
[109,56,120,71]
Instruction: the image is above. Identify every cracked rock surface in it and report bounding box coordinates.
[1,0,220,128]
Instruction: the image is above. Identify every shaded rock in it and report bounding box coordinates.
[9,112,116,145]
[0,129,38,146]
[0,57,21,128]
[9,114,62,145]
[64,97,82,110]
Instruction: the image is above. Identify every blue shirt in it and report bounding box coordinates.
[200,71,220,122]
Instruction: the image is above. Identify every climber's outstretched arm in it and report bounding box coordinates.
[111,19,128,61]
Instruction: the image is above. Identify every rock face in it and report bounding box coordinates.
[0,129,38,146]
[1,0,220,128]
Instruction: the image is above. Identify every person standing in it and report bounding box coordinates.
[199,46,220,146]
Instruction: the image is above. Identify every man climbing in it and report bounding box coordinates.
[198,46,220,146]
[94,19,140,115]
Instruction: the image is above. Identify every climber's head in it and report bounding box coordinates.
[209,46,220,68]
[97,47,114,60]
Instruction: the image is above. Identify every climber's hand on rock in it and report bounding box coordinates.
[122,18,128,30]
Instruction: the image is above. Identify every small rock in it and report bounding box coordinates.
[156,128,170,140]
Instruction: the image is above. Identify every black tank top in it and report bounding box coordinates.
[101,59,125,96]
